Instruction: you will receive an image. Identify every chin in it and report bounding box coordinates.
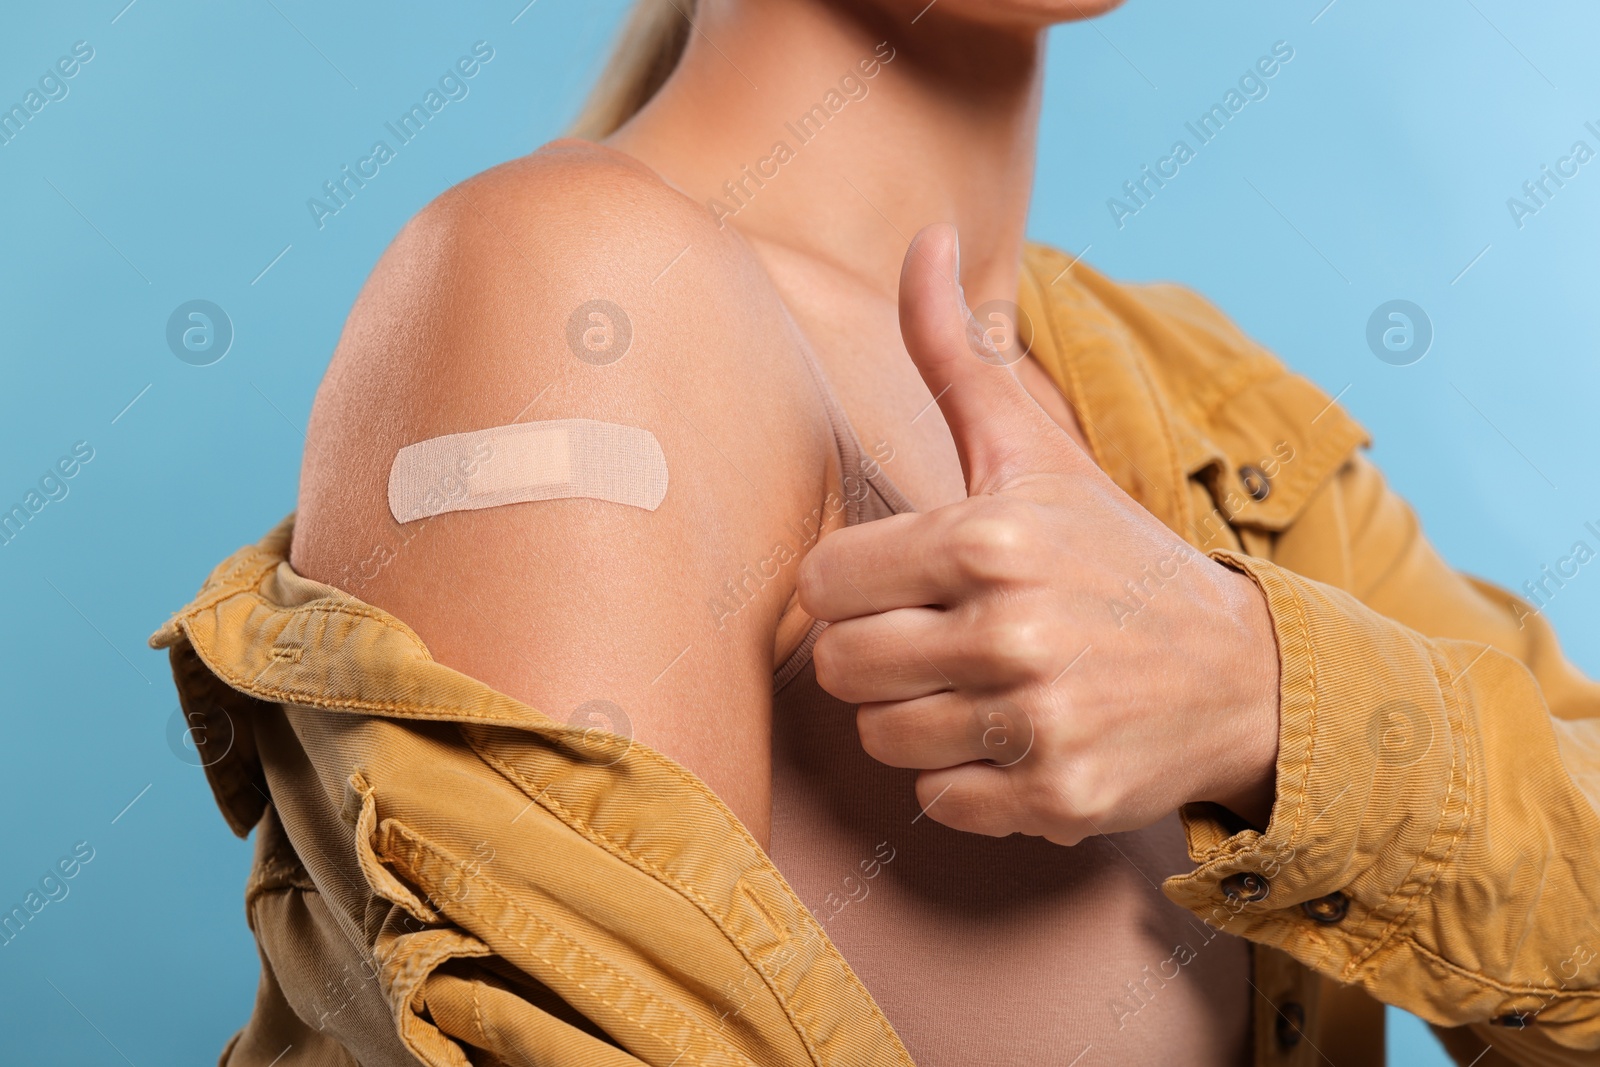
[1048,0,1128,18]
[937,0,1130,25]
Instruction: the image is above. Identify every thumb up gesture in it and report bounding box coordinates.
[797,224,1282,844]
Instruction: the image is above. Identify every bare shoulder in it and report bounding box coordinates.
[299,139,811,456]
[295,136,828,577]
[290,140,833,837]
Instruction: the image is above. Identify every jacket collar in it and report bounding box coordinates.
[1019,244,1207,535]
[1018,243,1368,540]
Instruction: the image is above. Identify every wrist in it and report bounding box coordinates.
[1199,563,1282,828]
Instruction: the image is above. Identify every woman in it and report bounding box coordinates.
[152,1,1600,1064]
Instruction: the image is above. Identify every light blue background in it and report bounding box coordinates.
[2,1,1592,1063]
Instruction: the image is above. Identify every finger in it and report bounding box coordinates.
[811,607,959,704]
[857,692,986,769]
[813,596,1068,703]
[899,223,1070,492]
[858,692,1036,770]
[796,508,966,617]
[912,761,1031,839]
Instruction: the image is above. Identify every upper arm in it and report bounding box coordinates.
[289,144,835,842]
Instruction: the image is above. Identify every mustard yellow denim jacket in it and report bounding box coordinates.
[151,244,1600,1067]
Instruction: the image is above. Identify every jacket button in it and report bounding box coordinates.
[1301,891,1349,924]
[1492,1012,1533,1029]
[1275,1002,1306,1049]
[1220,872,1270,902]
[1239,465,1272,502]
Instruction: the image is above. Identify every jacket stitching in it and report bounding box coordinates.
[474,762,856,1066]
[1174,562,1339,926]
[519,787,843,1067]
[179,622,533,728]
[472,979,486,1046]
[1065,288,1193,532]
[462,731,908,1067]
[187,594,436,662]
[175,548,280,620]
[1029,256,1108,476]
[1128,342,1193,533]
[1199,362,1283,416]
[1034,258,1169,512]
[1285,562,1319,852]
[1401,932,1600,1002]
[383,822,755,1066]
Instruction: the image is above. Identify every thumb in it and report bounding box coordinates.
[899,222,1068,492]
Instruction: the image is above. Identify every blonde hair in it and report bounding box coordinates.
[570,0,697,140]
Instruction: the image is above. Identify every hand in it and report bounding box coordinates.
[795,223,1282,844]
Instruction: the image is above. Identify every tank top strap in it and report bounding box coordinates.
[790,338,917,524]
[774,341,917,691]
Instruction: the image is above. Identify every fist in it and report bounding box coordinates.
[797,223,1282,845]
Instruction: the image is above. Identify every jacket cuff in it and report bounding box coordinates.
[1162,548,1469,978]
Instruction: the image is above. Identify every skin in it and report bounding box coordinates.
[291,0,1280,850]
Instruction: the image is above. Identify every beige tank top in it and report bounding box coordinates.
[767,347,1252,1066]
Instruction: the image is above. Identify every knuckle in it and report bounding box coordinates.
[1051,764,1118,830]
[1021,701,1069,758]
[977,701,1036,764]
[947,503,1040,583]
[981,615,1057,680]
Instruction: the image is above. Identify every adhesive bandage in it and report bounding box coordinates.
[387,418,668,523]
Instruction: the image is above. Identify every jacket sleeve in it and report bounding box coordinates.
[1161,450,1600,1058]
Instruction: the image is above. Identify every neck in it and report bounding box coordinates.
[607,0,1045,306]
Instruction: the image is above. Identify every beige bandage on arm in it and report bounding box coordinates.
[387,418,668,523]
